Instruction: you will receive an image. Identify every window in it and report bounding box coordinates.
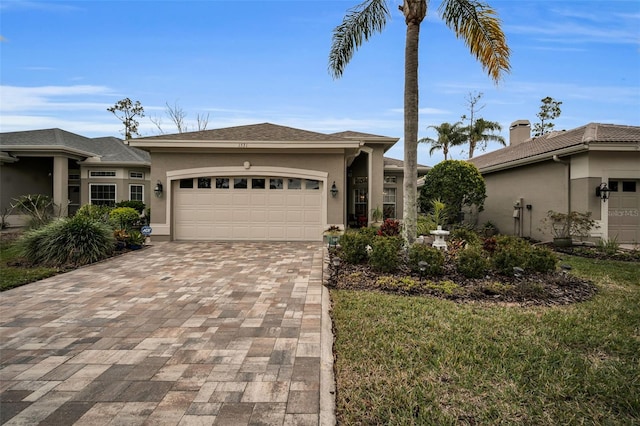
[622,181,636,192]
[90,171,116,177]
[354,188,368,217]
[305,179,320,190]
[609,181,619,192]
[354,176,367,185]
[216,178,229,189]
[383,188,397,219]
[198,178,212,189]
[90,184,116,206]
[270,178,283,189]
[180,179,194,188]
[234,178,247,189]
[384,176,397,184]
[69,171,80,180]
[130,171,144,179]
[130,184,143,201]
[252,178,266,189]
[288,178,302,190]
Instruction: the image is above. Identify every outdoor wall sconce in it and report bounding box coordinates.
[330,181,338,198]
[154,180,163,197]
[595,182,610,202]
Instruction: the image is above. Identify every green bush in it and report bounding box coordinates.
[491,237,532,275]
[526,247,557,273]
[339,228,376,264]
[76,204,113,224]
[109,207,140,229]
[456,246,490,278]
[18,216,115,267]
[450,226,481,246]
[407,244,444,276]
[115,200,146,214]
[369,236,403,272]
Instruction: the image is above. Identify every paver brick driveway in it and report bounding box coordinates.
[0,241,330,425]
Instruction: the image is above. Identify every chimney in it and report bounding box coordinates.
[509,120,531,146]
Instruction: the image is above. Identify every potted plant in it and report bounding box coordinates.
[323,225,343,247]
[127,230,146,249]
[540,210,598,247]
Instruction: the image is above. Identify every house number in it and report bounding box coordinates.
[238,143,248,148]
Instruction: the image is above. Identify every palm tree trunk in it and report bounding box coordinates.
[402,15,422,245]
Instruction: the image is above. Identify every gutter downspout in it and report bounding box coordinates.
[553,155,571,238]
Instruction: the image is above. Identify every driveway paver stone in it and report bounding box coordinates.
[0,241,333,425]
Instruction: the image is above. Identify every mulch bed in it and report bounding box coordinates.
[326,252,599,307]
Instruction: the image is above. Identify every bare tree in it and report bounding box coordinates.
[150,101,210,134]
[107,98,145,140]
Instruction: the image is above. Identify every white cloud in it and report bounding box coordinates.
[0,85,114,112]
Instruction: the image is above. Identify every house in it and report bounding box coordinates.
[0,129,151,226]
[469,121,640,244]
[130,123,429,242]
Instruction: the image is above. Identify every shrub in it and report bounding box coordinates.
[115,200,146,214]
[407,244,444,276]
[11,194,54,229]
[482,237,498,255]
[109,207,140,229]
[339,229,376,264]
[450,226,481,247]
[18,215,115,267]
[76,204,113,224]
[456,246,490,278]
[377,219,401,237]
[526,247,557,273]
[490,235,533,275]
[369,236,403,272]
[596,237,619,256]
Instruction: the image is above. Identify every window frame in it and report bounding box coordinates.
[90,183,117,206]
[129,184,144,201]
[90,170,116,178]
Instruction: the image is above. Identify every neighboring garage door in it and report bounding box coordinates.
[174,176,323,241]
[608,179,640,243]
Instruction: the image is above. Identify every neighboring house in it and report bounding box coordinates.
[0,129,151,227]
[130,122,429,242]
[469,121,640,244]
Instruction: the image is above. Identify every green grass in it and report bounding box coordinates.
[331,256,640,424]
[0,236,59,291]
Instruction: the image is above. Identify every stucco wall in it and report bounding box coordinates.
[1,158,53,226]
[478,161,568,241]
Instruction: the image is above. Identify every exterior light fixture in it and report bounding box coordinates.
[418,261,429,279]
[330,181,338,198]
[596,182,610,202]
[154,180,163,197]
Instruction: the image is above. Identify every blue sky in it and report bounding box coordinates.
[1,0,639,166]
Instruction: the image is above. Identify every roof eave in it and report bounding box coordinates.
[478,144,588,174]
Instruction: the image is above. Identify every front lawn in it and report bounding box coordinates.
[0,233,59,291]
[331,256,640,424]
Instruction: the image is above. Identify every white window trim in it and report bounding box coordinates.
[89,183,117,205]
[129,184,144,201]
[90,170,117,178]
[129,171,144,179]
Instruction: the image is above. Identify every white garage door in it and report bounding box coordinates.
[174,176,323,241]
[608,179,639,244]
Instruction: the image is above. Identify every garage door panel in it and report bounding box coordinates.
[175,176,323,241]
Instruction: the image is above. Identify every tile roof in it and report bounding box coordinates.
[330,130,394,139]
[0,128,149,164]
[469,123,640,171]
[384,157,430,171]
[136,123,351,142]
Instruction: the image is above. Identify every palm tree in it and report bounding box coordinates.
[419,121,465,161]
[329,0,510,244]
[467,118,505,158]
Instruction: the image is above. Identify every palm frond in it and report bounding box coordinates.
[438,0,510,83]
[329,0,390,79]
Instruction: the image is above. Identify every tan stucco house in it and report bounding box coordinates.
[469,121,640,244]
[130,123,428,242]
[0,129,151,226]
